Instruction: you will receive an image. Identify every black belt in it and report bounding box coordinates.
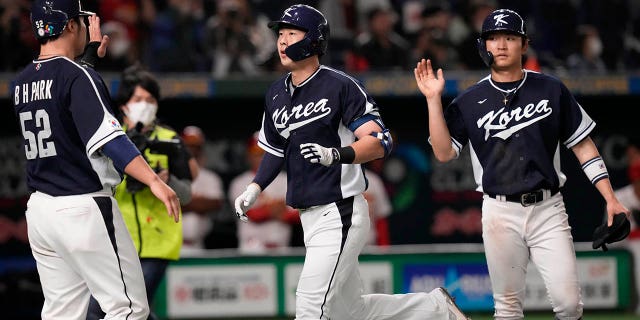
[487,187,560,207]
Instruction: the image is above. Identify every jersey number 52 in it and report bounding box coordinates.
[19,109,57,159]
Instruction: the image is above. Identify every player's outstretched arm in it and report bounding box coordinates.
[414,59,456,162]
[125,155,181,222]
[571,137,630,226]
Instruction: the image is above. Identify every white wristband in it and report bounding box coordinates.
[582,156,609,184]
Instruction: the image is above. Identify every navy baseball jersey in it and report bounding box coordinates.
[440,70,594,195]
[12,56,125,196]
[258,65,381,208]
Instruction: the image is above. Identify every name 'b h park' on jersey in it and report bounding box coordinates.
[11,0,181,319]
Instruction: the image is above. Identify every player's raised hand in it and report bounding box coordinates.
[414,59,445,99]
[234,183,261,222]
[87,14,109,58]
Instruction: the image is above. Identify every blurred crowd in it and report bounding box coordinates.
[3,0,640,76]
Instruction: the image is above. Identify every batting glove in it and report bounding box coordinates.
[300,143,336,167]
[234,183,261,223]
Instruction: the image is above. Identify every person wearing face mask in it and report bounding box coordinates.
[86,63,197,320]
[566,24,607,75]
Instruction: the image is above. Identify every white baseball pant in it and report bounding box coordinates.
[295,193,450,320]
[26,191,149,320]
[482,192,583,320]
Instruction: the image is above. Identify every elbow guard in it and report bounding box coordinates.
[370,129,393,158]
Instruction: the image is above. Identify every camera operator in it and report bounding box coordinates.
[87,64,198,320]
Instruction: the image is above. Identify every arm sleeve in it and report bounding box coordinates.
[101,135,141,173]
[559,83,595,148]
[252,152,284,190]
[341,77,380,128]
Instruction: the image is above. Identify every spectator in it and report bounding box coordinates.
[566,24,607,75]
[419,1,468,49]
[145,0,207,72]
[576,0,631,72]
[0,0,37,71]
[203,0,276,78]
[87,64,197,320]
[363,166,392,246]
[411,26,461,70]
[456,0,497,70]
[228,132,300,253]
[180,125,225,256]
[607,136,640,314]
[352,6,410,72]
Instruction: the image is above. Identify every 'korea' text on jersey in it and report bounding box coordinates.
[258,65,381,208]
[12,57,125,196]
[439,70,594,196]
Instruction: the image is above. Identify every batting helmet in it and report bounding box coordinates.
[31,0,93,40]
[476,9,527,67]
[592,212,631,252]
[268,4,330,61]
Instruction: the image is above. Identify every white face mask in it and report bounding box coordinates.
[587,37,603,57]
[126,101,158,127]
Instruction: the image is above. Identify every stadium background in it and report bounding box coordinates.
[1,71,639,319]
[2,0,640,318]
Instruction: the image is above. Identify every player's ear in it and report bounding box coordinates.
[521,37,529,55]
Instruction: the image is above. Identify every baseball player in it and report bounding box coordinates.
[11,0,180,319]
[233,4,469,320]
[414,8,630,320]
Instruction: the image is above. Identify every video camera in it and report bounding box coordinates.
[125,123,191,193]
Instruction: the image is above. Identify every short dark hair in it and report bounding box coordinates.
[116,63,160,106]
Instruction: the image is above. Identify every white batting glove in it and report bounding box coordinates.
[234,183,261,223]
[300,143,336,167]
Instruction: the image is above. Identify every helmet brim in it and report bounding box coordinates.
[267,20,307,32]
[481,29,526,39]
[79,10,94,17]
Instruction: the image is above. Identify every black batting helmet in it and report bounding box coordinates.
[30,0,93,40]
[480,9,527,39]
[268,4,330,61]
[592,213,631,252]
[476,8,527,67]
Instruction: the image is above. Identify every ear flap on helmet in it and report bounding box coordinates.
[476,38,493,68]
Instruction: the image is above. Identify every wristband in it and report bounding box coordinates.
[582,156,609,184]
[331,146,356,164]
[80,41,101,68]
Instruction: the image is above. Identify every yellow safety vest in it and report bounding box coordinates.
[116,125,183,260]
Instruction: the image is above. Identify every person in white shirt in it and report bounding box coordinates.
[363,167,392,246]
[180,126,225,256]
[229,132,300,253]
[610,138,640,314]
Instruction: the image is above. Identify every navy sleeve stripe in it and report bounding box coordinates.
[349,114,381,131]
[101,135,141,172]
[565,121,595,148]
[88,130,124,155]
[581,156,602,169]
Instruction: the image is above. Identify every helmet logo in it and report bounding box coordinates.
[493,14,509,26]
[43,0,55,14]
[283,6,294,18]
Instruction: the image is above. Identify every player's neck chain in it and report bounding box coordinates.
[496,69,526,106]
